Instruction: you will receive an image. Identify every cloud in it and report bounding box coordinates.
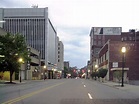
[1,0,139,68]
[0,0,29,7]
[57,27,90,68]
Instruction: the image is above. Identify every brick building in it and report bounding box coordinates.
[98,40,139,83]
[90,27,122,71]
[90,27,139,83]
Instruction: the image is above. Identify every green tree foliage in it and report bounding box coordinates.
[99,68,108,78]
[64,67,68,78]
[0,33,29,82]
[91,71,100,80]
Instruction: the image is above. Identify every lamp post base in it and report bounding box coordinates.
[121,84,124,87]
[20,76,21,83]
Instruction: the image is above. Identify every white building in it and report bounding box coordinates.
[57,37,64,71]
[0,7,57,66]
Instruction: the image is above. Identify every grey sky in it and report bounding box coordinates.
[0,0,139,68]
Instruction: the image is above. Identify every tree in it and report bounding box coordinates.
[98,68,108,82]
[0,33,29,83]
[64,67,68,78]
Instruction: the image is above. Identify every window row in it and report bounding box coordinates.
[98,51,108,64]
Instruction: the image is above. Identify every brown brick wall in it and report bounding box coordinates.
[109,41,139,80]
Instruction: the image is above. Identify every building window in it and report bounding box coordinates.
[103,54,105,61]
[105,53,106,60]
[58,59,60,62]
[98,36,101,39]
[124,37,127,41]
[98,41,101,45]
[133,37,135,41]
[94,41,96,45]
[58,47,60,50]
[106,51,109,60]
[58,51,60,54]
[94,35,96,39]
[58,55,60,58]
[129,37,132,40]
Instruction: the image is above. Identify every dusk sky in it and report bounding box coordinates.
[1,0,139,68]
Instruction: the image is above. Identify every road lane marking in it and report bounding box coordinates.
[84,85,86,87]
[2,82,65,104]
[88,93,93,99]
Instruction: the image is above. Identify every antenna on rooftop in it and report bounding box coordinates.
[31,4,38,8]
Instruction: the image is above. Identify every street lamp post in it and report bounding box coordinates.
[88,70,90,79]
[19,58,23,83]
[121,47,126,87]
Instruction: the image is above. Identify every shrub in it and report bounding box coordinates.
[99,68,108,78]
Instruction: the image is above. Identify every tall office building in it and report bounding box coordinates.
[57,37,64,71]
[0,7,57,65]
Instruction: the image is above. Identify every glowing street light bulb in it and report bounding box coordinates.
[44,65,46,69]
[121,47,126,53]
[19,58,23,63]
[95,65,98,68]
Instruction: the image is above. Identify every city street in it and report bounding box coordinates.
[0,79,139,104]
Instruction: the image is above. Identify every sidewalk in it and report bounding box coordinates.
[0,79,44,86]
[0,80,29,86]
[101,81,139,96]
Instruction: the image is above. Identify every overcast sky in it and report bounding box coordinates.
[1,0,139,68]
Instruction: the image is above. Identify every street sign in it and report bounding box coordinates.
[113,62,118,68]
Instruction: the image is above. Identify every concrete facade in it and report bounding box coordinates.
[57,40,64,71]
[0,7,57,66]
[47,19,57,65]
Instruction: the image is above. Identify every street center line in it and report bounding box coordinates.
[88,93,93,99]
[1,82,65,104]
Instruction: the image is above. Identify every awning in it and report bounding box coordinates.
[111,68,129,71]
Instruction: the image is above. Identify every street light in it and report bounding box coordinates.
[95,65,98,69]
[43,65,46,80]
[44,65,46,69]
[121,47,126,87]
[94,65,98,80]
[18,58,23,83]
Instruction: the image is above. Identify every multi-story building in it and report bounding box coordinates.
[98,40,139,84]
[0,7,57,66]
[57,38,64,71]
[64,61,69,70]
[90,27,122,71]
[90,28,139,83]
[0,27,41,80]
[121,29,139,42]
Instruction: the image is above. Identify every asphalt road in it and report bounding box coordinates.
[0,79,139,104]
